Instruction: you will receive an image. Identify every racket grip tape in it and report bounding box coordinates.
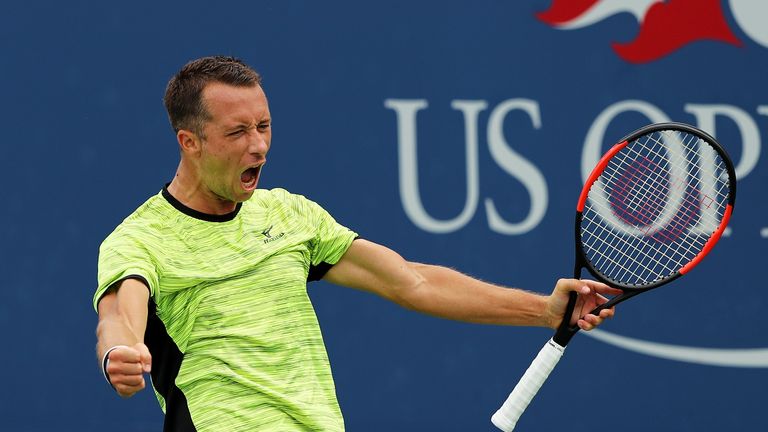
[491,338,565,431]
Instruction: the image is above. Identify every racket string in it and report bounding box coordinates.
[592,157,698,270]
[587,175,707,278]
[624,131,727,243]
[606,134,727,229]
[582,213,681,282]
[581,129,731,286]
[604,131,726,236]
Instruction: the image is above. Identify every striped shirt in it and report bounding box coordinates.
[94,186,357,431]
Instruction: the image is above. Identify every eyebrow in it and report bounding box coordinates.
[221,120,252,130]
[222,124,246,133]
[222,120,270,133]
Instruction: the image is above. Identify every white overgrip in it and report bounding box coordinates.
[491,338,565,431]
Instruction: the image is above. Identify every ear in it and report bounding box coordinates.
[176,129,202,155]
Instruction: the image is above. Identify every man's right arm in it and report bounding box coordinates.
[96,278,152,398]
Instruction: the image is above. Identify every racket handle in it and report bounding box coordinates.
[491,338,565,431]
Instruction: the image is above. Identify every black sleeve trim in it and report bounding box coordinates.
[306,236,361,282]
[120,275,151,292]
[307,262,334,282]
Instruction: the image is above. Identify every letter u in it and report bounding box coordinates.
[384,99,486,233]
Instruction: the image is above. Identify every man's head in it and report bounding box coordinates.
[163,56,262,138]
[164,56,271,212]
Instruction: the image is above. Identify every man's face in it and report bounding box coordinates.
[197,82,271,204]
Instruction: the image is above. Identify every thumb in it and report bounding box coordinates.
[133,342,152,373]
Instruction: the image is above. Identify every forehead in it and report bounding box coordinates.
[201,82,270,125]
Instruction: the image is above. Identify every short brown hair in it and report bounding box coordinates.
[163,56,262,137]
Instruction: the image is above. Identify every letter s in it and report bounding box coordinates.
[484,99,548,235]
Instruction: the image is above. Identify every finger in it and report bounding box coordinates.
[583,313,602,326]
[134,343,152,373]
[106,360,144,377]
[115,378,146,398]
[109,346,142,364]
[580,279,623,296]
[577,319,595,331]
[599,307,615,319]
[555,278,584,295]
[112,373,146,387]
[595,294,610,305]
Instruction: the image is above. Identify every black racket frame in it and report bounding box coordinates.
[553,122,737,347]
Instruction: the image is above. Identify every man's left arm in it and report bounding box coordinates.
[323,239,618,330]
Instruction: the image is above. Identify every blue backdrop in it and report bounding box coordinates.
[2,1,766,431]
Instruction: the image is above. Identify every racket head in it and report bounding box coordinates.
[575,122,736,292]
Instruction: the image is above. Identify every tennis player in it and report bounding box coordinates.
[94,56,618,432]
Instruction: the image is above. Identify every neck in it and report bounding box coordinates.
[167,162,238,215]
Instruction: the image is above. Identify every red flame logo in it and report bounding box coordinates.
[537,0,742,63]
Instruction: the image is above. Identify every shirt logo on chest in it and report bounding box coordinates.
[261,224,286,244]
[261,225,274,238]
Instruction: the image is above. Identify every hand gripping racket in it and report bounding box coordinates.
[491,122,737,431]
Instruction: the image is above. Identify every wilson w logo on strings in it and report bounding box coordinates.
[581,129,730,285]
[588,130,728,242]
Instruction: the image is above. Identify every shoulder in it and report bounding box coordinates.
[248,188,322,212]
[242,188,335,227]
[100,192,169,249]
[253,187,306,202]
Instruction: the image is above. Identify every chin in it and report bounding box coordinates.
[235,186,258,201]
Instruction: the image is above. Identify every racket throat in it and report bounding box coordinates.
[552,289,644,347]
[591,289,641,313]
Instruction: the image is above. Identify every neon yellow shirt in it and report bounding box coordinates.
[94,186,357,431]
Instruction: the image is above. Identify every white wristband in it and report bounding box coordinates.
[101,345,129,387]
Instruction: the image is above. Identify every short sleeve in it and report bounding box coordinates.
[272,189,357,274]
[308,201,357,267]
[93,228,160,312]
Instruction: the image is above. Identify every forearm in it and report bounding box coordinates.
[399,263,551,327]
[95,279,149,360]
[96,316,143,359]
[327,240,554,327]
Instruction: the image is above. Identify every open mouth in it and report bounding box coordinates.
[240,165,263,191]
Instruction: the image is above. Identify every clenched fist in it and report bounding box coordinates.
[104,343,152,398]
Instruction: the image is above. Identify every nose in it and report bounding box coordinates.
[248,128,270,156]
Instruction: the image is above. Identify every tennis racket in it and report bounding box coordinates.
[491,122,737,431]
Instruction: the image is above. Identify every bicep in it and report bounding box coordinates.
[97,278,150,337]
[323,239,425,303]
